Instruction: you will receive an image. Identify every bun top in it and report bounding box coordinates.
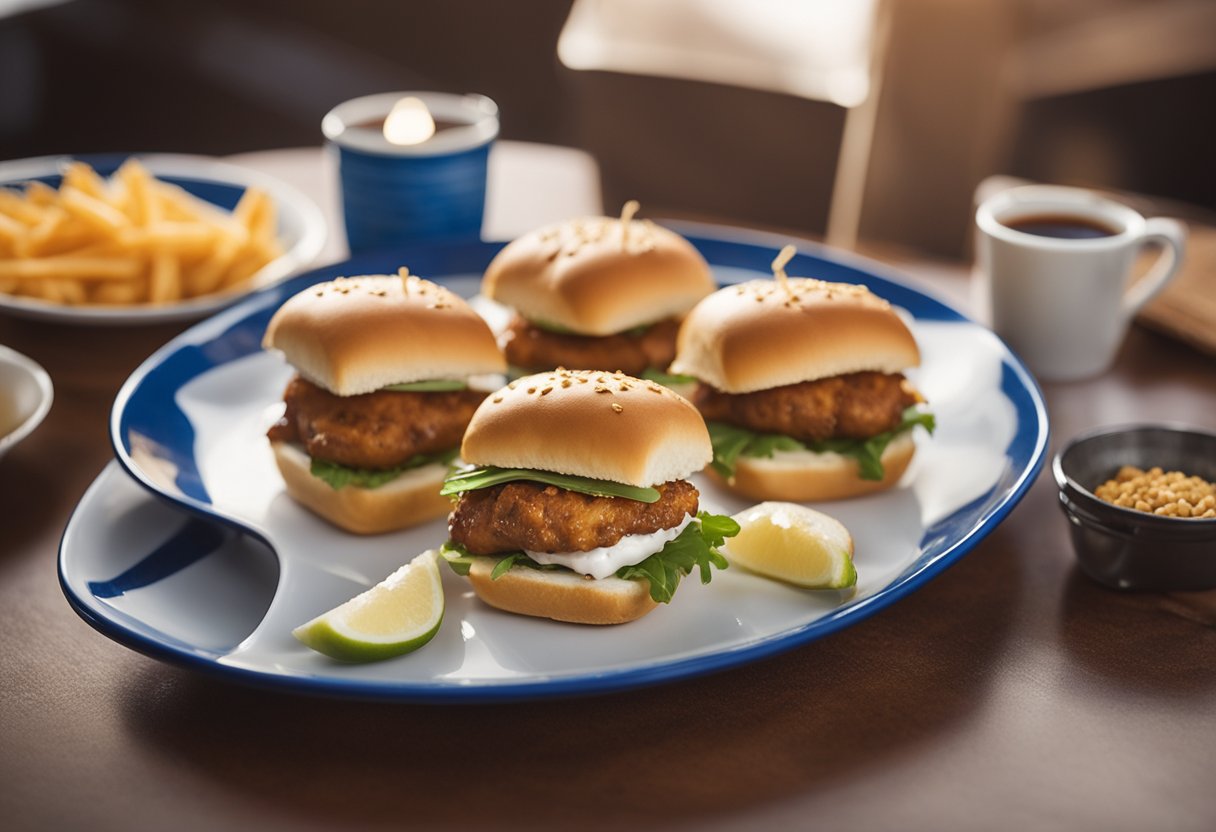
[670,277,921,393]
[482,216,715,335]
[460,370,712,487]
[263,273,506,396]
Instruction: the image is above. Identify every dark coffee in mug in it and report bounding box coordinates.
[1003,214,1120,240]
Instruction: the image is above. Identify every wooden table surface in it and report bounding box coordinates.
[2,145,1215,832]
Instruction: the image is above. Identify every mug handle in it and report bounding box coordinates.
[1123,218,1187,315]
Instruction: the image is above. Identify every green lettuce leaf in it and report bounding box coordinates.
[439,540,558,578]
[440,466,661,503]
[310,447,459,491]
[708,407,936,482]
[525,318,580,335]
[528,317,652,338]
[438,511,739,604]
[640,368,700,388]
[615,511,738,602]
[380,379,468,392]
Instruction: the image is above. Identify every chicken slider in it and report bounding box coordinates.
[264,269,506,534]
[670,246,935,501]
[439,369,739,625]
[481,202,715,378]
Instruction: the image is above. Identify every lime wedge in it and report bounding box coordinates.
[725,502,857,589]
[293,550,444,662]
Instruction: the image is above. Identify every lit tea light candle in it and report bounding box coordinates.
[322,92,499,253]
[383,96,436,146]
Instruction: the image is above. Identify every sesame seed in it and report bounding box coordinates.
[611,403,623,413]
[540,387,553,395]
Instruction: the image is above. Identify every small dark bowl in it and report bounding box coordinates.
[1053,424,1216,591]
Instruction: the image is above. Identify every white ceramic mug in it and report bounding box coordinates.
[975,185,1186,381]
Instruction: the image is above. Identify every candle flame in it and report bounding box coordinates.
[383,97,436,146]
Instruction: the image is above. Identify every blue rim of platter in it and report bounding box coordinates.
[61,224,1050,702]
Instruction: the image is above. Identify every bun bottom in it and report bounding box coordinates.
[466,559,658,625]
[708,432,916,502]
[271,442,451,534]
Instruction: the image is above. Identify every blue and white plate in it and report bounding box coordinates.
[0,153,326,324]
[61,227,1048,702]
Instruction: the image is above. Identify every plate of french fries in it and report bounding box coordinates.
[0,153,326,324]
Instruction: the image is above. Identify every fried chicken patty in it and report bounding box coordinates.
[694,371,921,442]
[449,479,699,555]
[502,314,680,375]
[266,376,486,469]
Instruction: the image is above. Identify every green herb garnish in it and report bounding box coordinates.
[439,511,739,604]
[708,407,936,481]
[310,447,459,491]
[441,466,661,503]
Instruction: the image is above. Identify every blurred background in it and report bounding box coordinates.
[1,0,1214,259]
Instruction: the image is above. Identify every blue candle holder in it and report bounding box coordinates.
[322,92,499,254]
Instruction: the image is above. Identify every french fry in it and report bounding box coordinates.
[218,249,267,289]
[0,212,26,244]
[148,250,180,303]
[183,236,240,296]
[117,221,217,254]
[0,189,44,224]
[116,159,160,226]
[154,181,249,245]
[92,278,147,305]
[18,208,68,258]
[0,254,144,280]
[23,181,58,207]
[54,276,87,305]
[233,188,268,233]
[34,220,104,257]
[62,162,108,200]
[60,186,130,235]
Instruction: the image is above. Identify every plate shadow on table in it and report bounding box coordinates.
[0,453,63,570]
[115,540,1024,828]
[1056,567,1216,699]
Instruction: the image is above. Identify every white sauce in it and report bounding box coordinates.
[525,514,694,580]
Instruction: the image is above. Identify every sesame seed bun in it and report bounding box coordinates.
[482,217,715,335]
[263,273,506,396]
[465,559,658,625]
[670,278,920,393]
[270,442,451,534]
[460,370,712,487]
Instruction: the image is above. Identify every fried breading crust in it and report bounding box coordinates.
[449,479,699,555]
[267,376,485,469]
[694,371,920,442]
[502,314,679,375]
